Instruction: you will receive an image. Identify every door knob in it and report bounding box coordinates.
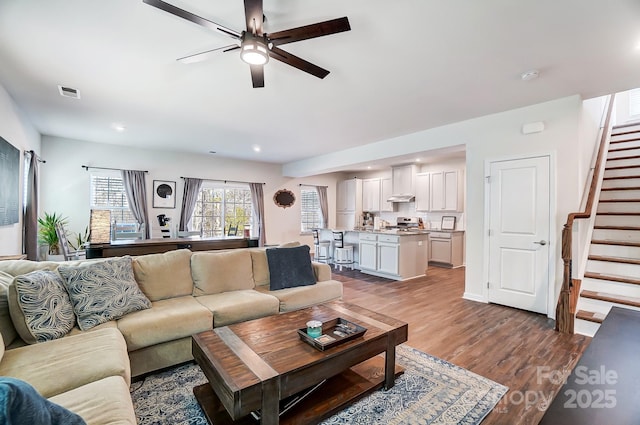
[534,240,547,245]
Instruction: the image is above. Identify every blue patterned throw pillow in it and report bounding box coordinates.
[58,257,151,331]
[9,270,76,344]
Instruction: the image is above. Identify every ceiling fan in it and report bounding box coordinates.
[143,0,351,88]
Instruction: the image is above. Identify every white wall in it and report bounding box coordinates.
[285,95,585,309]
[40,136,341,247]
[0,84,40,256]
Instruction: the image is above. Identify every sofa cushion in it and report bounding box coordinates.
[132,249,193,301]
[0,260,59,277]
[0,377,87,425]
[267,245,316,291]
[0,271,18,347]
[50,376,136,425]
[250,249,270,286]
[116,296,213,351]
[195,290,280,327]
[0,327,130,398]
[255,279,343,312]
[58,257,151,331]
[191,250,255,296]
[8,270,76,344]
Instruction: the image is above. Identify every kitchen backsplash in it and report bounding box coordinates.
[378,203,464,231]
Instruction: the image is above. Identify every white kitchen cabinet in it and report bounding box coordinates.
[336,212,357,230]
[391,164,417,195]
[380,178,394,212]
[362,178,381,212]
[377,240,400,275]
[415,173,430,211]
[358,234,378,270]
[429,170,464,212]
[428,231,464,268]
[336,178,362,230]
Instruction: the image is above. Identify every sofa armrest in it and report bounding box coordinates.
[312,262,332,282]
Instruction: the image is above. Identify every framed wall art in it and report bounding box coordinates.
[153,180,176,208]
[0,137,20,225]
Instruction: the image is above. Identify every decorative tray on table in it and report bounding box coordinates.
[297,318,367,351]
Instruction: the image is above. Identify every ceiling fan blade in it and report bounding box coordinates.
[177,44,240,64]
[268,17,350,47]
[243,0,264,35]
[250,64,265,88]
[143,0,241,40]
[269,46,329,79]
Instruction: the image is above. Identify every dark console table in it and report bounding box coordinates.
[539,307,640,424]
[86,237,259,259]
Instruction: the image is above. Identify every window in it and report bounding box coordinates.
[300,187,322,232]
[629,88,640,117]
[191,184,252,237]
[90,173,136,224]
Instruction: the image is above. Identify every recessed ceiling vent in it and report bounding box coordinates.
[58,85,80,99]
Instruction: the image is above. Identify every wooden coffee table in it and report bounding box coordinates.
[192,301,408,425]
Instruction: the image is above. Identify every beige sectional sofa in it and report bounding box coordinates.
[0,245,342,424]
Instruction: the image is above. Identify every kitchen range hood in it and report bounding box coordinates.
[387,194,415,203]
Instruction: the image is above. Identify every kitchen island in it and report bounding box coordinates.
[318,228,429,281]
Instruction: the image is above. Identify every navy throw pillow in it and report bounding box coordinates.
[267,245,316,291]
[0,377,87,425]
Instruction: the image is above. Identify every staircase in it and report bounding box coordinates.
[575,123,640,336]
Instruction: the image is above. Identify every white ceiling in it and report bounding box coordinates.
[1,0,640,166]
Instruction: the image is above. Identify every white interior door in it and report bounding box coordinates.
[488,156,550,314]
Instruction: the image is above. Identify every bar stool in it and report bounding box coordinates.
[312,229,331,264]
[332,231,354,271]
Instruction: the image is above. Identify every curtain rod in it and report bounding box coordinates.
[82,165,148,173]
[299,183,328,188]
[24,150,46,163]
[180,176,265,185]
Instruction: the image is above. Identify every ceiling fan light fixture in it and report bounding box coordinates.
[241,37,269,65]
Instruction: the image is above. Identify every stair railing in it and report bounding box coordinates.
[556,94,615,333]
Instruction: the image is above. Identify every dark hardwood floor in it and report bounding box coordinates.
[331,266,591,425]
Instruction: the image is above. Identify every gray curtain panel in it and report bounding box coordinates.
[121,170,150,239]
[316,186,329,228]
[179,178,203,231]
[23,151,39,260]
[249,182,266,247]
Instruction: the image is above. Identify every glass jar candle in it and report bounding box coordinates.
[306,320,322,338]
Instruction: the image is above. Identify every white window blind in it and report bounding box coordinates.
[90,174,136,223]
[300,188,322,232]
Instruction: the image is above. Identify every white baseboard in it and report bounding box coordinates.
[463,292,486,303]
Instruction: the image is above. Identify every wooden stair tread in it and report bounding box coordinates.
[576,310,605,323]
[612,122,640,131]
[607,155,640,161]
[597,198,640,203]
[600,186,640,191]
[608,146,640,153]
[609,137,640,144]
[603,175,640,180]
[591,239,640,247]
[588,255,640,265]
[584,272,640,286]
[593,225,640,230]
[581,290,640,308]
[605,165,640,171]
[596,212,640,215]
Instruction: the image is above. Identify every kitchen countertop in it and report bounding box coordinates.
[354,229,430,236]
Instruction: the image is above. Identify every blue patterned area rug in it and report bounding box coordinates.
[131,345,508,425]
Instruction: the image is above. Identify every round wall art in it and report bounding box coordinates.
[273,189,295,208]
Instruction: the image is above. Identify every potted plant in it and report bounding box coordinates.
[37,212,68,256]
[69,226,90,253]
